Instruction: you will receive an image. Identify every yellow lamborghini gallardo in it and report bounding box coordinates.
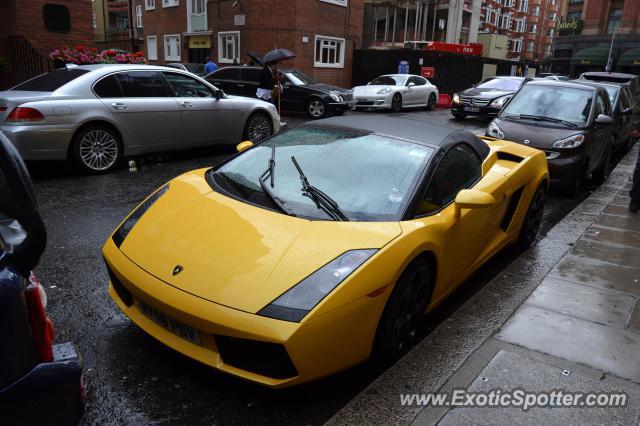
[102,116,548,387]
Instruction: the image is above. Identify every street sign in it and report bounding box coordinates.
[421,67,435,78]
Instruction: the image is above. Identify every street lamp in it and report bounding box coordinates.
[605,25,616,73]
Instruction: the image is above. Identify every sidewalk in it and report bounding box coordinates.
[328,145,640,425]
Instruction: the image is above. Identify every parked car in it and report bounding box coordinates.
[0,65,280,173]
[451,76,532,119]
[578,72,640,103]
[571,79,637,152]
[486,80,615,195]
[102,115,548,388]
[166,62,206,77]
[353,74,439,112]
[205,66,354,119]
[0,131,83,423]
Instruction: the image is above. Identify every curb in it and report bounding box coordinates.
[326,145,639,426]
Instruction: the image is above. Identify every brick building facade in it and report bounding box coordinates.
[552,0,640,76]
[480,0,559,61]
[141,0,364,87]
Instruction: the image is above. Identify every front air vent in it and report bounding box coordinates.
[496,151,524,163]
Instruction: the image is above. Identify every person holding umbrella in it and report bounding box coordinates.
[256,48,296,115]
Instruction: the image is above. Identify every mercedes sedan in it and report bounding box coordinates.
[0,65,280,173]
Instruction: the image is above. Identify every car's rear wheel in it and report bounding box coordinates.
[592,139,613,183]
[391,93,403,113]
[516,184,546,249]
[243,112,273,143]
[72,125,122,174]
[306,98,326,119]
[426,93,437,110]
[452,112,467,120]
[373,260,432,365]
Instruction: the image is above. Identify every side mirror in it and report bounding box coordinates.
[622,107,634,115]
[236,140,254,153]
[407,82,415,88]
[214,89,223,100]
[454,189,496,219]
[594,114,614,125]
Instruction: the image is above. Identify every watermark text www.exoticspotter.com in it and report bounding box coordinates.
[400,389,628,411]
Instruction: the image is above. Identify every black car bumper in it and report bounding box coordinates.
[326,101,356,114]
[0,342,83,424]
[451,103,501,117]
[545,149,585,185]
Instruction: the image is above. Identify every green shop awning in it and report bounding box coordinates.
[618,48,640,66]
[570,47,615,66]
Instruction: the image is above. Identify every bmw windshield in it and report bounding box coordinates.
[211,127,434,221]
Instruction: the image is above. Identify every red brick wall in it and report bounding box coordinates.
[142,1,189,63]
[0,0,94,57]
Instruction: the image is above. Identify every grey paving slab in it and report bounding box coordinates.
[495,304,640,382]
[596,213,640,233]
[629,303,640,333]
[583,225,640,249]
[438,350,640,426]
[549,254,640,296]
[611,195,631,207]
[605,204,638,216]
[526,277,636,328]
[571,238,640,268]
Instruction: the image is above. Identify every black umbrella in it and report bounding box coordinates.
[246,51,263,66]
[262,48,296,64]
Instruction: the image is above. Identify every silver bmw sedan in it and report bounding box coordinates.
[0,64,280,173]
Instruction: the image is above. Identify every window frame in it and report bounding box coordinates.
[145,0,155,10]
[164,34,181,61]
[136,5,143,28]
[162,0,179,8]
[147,35,158,60]
[314,35,346,68]
[414,143,483,218]
[319,0,348,6]
[162,71,215,98]
[217,31,240,64]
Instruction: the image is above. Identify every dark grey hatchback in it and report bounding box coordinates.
[486,80,615,195]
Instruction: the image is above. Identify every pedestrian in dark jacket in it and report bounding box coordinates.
[256,62,280,104]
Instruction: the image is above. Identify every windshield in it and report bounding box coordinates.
[212,127,434,221]
[284,71,318,86]
[500,84,593,127]
[477,78,523,91]
[370,76,406,86]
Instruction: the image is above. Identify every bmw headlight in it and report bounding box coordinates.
[486,121,505,139]
[330,93,343,102]
[490,95,511,107]
[552,133,585,149]
[452,93,460,104]
[258,249,378,322]
[112,183,169,247]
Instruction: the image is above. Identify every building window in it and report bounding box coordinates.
[519,0,528,13]
[607,8,622,33]
[146,0,155,10]
[314,35,345,68]
[164,34,181,61]
[218,31,240,63]
[163,0,179,7]
[501,15,510,30]
[485,9,493,24]
[526,41,535,51]
[532,5,540,17]
[147,36,158,60]
[548,12,556,21]
[192,0,205,14]
[529,24,537,33]
[567,11,581,21]
[510,39,522,52]
[43,4,71,33]
[544,44,552,55]
[136,5,143,28]
[516,20,525,32]
[92,10,96,28]
[547,28,554,37]
[319,0,347,6]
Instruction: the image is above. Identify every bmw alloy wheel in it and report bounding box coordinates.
[246,113,273,143]
[307,99,326,118]
[78,129,120,172]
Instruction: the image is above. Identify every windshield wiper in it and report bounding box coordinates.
[291,156,349,221]
[516,114,578,127]
[259,147,296,216]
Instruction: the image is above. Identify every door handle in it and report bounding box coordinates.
[180,101,193,108]
[111,102,127,110]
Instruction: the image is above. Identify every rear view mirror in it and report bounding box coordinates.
[454,189,496,219]
[236,140,254,153]
[595,114,614,125]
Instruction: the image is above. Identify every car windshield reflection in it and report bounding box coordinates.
[477,78,522,91]
[370,76,406,86]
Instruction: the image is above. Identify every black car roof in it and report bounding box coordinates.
[526,79,599,91]
[580,72,638,80]
[308,116,490,158]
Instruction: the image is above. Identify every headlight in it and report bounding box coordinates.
[552,133,585,149]
[330,93,343,102]
[490,95,511,107]
[486,121,505,139]
[452,93,460,103]
[377,87,392,95]
[112,183,169,247]
[258,249,378,322]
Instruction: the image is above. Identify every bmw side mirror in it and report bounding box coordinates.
[595,114,614,125]
[214,89,223,100]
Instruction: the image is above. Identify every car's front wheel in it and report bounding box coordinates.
[426,92,437,110]
[243,112,273,143]
[516,184,546,249]
[391,93,403,113]
[72,125,122,174]
[373,259,432,365]
[306,98,326,119]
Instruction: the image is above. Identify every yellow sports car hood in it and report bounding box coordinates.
[119,171,402,314]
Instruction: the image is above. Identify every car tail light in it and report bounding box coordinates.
[6,107,45,122]
[25,272,55,363]
[0,106,7,112]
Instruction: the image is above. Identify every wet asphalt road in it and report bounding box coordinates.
[28,108,606,425]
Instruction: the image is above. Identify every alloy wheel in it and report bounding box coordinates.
[427,93,436,110]
[391,94,402,112]
[522,188,545,245]
[247,115,272,143]
[78,129,119,171]
[307,99,325,118]
[391,266,429,352]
